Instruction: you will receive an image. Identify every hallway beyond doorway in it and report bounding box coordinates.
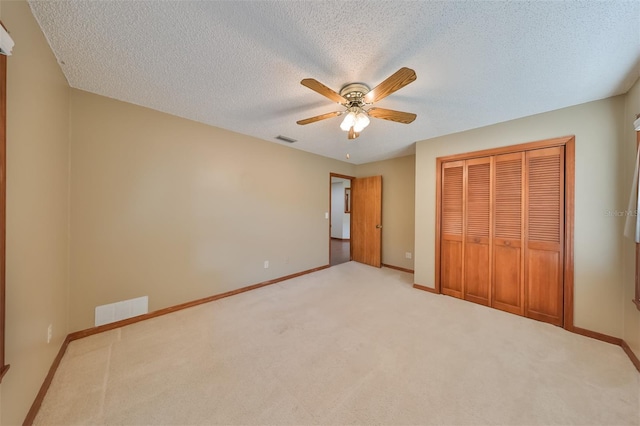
[330,238,350,266]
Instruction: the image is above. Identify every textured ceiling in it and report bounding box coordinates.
[29,1,640,165]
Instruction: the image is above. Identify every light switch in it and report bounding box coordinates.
[325,212,329,219]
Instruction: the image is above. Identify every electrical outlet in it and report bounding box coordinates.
[264,260,269,269]
[405,252,412,259]
[47,324,53,344]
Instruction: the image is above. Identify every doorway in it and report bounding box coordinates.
[329,173,383,267]
[330,174,353,266]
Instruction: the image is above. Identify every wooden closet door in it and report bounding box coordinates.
[492,152,525,315]
[464,157,491,305]
[441,161,464,298]
[525,146,564,326]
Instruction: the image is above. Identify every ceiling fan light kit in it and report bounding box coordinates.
[297,67,418,139]
[339,110,356,131]
[352,111,370,133]
[340,108,370,132]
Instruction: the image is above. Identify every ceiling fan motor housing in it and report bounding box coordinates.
[340,83,370,107]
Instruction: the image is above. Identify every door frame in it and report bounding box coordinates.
[434,136,575,331]
[329,173,355,265]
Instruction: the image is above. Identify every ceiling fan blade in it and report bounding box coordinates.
[348,127,360,139]
[301,78,347,104]
[367,107,417,124]
[364,67,417,104]
[296,111,342,125]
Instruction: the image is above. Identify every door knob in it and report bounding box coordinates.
[376,224,383,229]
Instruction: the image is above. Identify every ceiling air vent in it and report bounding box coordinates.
[275,135,297,143]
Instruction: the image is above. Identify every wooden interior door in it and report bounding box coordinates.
[441,161,464,298]
[525,146,564,326]
[492,152,525,315]
[464,157,491,305]
[351,175,382,267]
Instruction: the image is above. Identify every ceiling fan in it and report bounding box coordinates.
[296,67,417,140]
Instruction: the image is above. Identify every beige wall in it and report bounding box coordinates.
[622,77,640,360]
[68,89,417,329]
[69,89,355,331]
[415,97,627,337]
[0,1,71,425]
[356,155,415,271]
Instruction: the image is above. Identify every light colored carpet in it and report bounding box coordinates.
[34,262,640,425]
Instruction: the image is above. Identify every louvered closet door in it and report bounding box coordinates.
[441,161,464,298]
[492,152,525,315]
[525,147,564,326]
[464,157,491,305]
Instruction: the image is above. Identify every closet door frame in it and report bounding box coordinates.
[435,136,575,330]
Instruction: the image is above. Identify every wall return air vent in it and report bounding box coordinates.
[95,296,149,326]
